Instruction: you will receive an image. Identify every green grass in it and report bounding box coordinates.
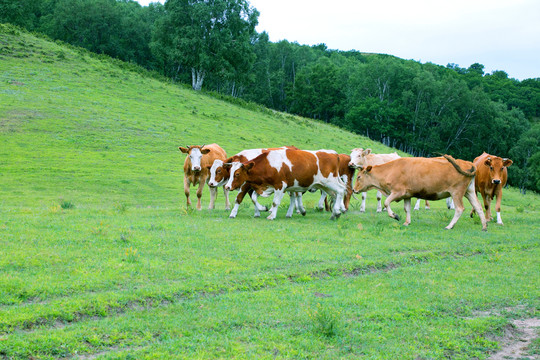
[1,24,539,359]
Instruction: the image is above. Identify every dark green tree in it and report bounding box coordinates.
[152,0,259,91]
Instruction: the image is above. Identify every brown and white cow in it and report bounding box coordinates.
[317,153,356,211]
[225,149,347,220]
[208,146,302,218]
[470,152,512,225]
[349,148,430,212]
[179,143,230,210]
[353,155,487,230]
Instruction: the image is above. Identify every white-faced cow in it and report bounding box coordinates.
[353,155,487,230]
[317,153,356,212]
[225,149,347,220]
[208,146,303,218]
[349,148,430,212]
[179,144,230,210]
[470,152,513,225]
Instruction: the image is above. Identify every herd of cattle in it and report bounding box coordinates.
[179,144,513,231]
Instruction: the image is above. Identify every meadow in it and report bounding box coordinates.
[0,25,539,359]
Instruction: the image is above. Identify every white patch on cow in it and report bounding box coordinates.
[496,211,503,224]
[225,162,243,190]
[238,149,263,161]
[208,159,224,187]
[189,147,203,170]
[267,150,292,173]
[313,149,337,154]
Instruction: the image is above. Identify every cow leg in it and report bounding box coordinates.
[251,190,268,212]
[447,197,455,210]
[317,191,326,211]
[184,177,192,208]
[483,193,493,222]
[286,192,296,218]
[343,186,352,211]
[360,192,367,212]
[465,181,487,231]
[494,186,504,225]
[208,186,217,210]
[403,198,412,226]
[384,192,402,221]
[229,184,250,218]
[445,195,464,230]
[296,192,306,216]
[267,189,286,220]
[376,191,383,213]
[413,198,421,211]
[425,200,430,210]
[223,186,231,210]
[195,175,207,211]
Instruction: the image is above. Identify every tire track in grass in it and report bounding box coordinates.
[3,245,529,336]
[1,245,538,360]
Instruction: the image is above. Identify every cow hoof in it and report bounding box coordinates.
[393,214,400,221]
[497,222,504,226]
[482,227,488,232]
[403,222,410,226]
[254,214,260,218]
[301,211,306,216]
[229,215,236,219]
[266,216,275,220]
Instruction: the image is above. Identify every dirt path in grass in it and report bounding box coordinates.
[489,318,539,360]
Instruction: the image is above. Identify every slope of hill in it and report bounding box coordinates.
[0,24,392,208]
[1,25,538,359]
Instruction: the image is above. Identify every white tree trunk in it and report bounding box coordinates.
[191,68,205,91]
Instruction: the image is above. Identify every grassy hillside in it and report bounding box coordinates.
[1,24,539,359]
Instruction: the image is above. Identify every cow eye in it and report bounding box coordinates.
[501,167,504,171]
[490,166,493,170]
[234,173,239,177]
[217,169,221,173]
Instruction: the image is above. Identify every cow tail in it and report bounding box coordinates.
[443,154,476,177]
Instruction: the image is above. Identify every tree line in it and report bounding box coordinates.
[2,0,539,192]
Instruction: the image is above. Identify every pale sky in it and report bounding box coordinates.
[136,0,540,80]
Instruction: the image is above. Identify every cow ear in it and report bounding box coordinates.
[245,162,255,171]
[179,146,189,153]
[364,149,372,156]
[201,148,211,154]
[222,163,232,169]
[503,158,513,167]
[206,165,212,170]
[365,165,372,172]
[484,157,492,166]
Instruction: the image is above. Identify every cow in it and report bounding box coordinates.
[317,153,356,211]
[224,149,347,220]
[470,152,513,225]
[179,144,230,210]
[348,148,430,212]
[207,146,303,218]
[352,155,487,230]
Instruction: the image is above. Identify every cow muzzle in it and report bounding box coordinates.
[492,179,501,185]
[192,166,201,172]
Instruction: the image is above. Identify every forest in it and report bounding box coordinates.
[2,0,539,192]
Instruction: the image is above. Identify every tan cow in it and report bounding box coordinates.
[225,149,347,220]
[179,143,230,210]
[353,155,487,230]
[470,152,513,225]
[348,148,430,211]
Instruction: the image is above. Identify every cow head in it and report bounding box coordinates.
[207,159,230,187]
[224,161,254,191]
[179,145,210,172]
[484,156,513,185]
[353,165,374,193]
[349,148,371,168]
